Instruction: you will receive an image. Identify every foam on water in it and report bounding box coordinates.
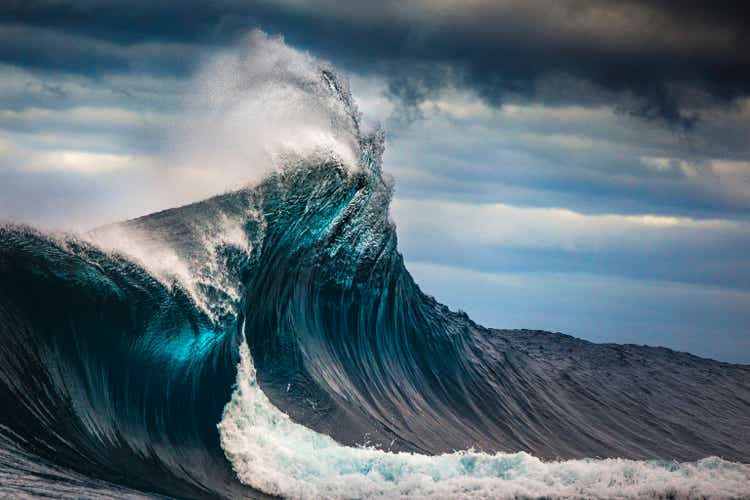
[219,337,750,499]
[86,196,260,325]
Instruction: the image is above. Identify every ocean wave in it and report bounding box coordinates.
[1,60,749,499]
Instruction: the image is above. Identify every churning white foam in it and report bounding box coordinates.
[85,205,258,324]
[218,338,750,499]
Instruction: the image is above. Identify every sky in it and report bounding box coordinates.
[1,1,749,363]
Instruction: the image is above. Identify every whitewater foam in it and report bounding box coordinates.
[219,337,750,499]
[86,195,260,324]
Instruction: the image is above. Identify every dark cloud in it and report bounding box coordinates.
[0,22,204,77]
[1,0,749,126]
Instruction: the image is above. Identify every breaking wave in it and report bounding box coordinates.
[1,34,749,499]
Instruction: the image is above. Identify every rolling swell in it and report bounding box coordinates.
[0,71,749,498]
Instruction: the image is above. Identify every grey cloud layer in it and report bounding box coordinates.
[409,262,750,364]
[375,92,750,219]
[2,0,749,125]
[392,199,750,290]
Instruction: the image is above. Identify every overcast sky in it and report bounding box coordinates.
[1,1,749,362]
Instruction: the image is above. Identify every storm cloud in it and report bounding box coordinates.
[2,0,749,125]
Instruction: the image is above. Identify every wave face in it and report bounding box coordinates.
[1,68,750,499]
